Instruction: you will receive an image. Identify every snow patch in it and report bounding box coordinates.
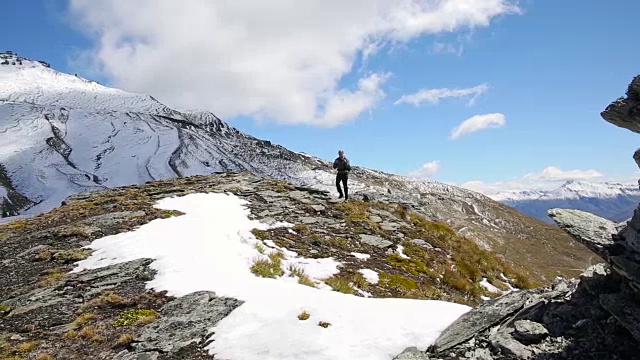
[479,277,502,294]
[396,244,410,259]
[358,269,380,284]
[72,193,469,360]
[350,252,371,260]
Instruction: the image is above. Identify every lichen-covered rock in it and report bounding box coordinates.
[358,234,393,248]
[547,208,615,257]
[122,291,243,357]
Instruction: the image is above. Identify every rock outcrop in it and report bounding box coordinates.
[392,76,640,360]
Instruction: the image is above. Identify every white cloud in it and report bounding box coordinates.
[450,113,505,139]
[408,161,441,178]
[431,41,464,56]
[67,0,520,127]
[394,83,489,106]
[523,166,604,181]
[317,72,391,127]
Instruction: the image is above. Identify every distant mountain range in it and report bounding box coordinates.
[486,180,640,223]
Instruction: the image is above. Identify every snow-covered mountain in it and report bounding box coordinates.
[0,51,595,280]
[488,180,640,223]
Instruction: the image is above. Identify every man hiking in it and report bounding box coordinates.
[332,150,351,200]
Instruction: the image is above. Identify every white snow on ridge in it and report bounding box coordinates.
[485,180,640,202]
[0,57,172,114]
[72,192,469,360]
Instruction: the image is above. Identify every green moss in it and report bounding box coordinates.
[268,251,284,263]
[114,309,159,327]
[351,273,371,291]
[334,201,384,235]
[392,203,409,221]
[379,272,418,291]
[509,271,538,289]
[160,209,183,218]
[288,265,316,287]
[1,218,29,231]
[387,253,436,277]
[292,224,311,235]
[37,270,67,287]
[250,251,285,278]
[487,277,511,291]
[53,249,91,263]
[310,234,322,242]
[298,311,310,320]
[0,304,10,313]
[324,276,357,294]
[251,229,270,240]
[378,272,442,299]
[442,270,484,299]
[318,321,331,328]
[454,260,482,281]
[0,340,40,360]
[266,179,293,193]
[328,237,350,249]
[255,242,267,254]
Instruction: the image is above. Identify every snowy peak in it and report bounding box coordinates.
[490,181,640,202]
[0,51,175,114]
[487,180,640,224]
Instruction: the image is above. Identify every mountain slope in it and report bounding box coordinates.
[488,181,640,223]
[0,51,595,283]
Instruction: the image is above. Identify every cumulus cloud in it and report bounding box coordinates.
[450,113,505,139]
[394,83,489,106]
[67,0,520,126]
[408,161,441,178]
[523,166,604,181]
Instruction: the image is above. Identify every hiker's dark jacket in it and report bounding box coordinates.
[333,157,351,173]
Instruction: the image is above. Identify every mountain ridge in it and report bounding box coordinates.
[484,180,640,223]
[0,51,595,283]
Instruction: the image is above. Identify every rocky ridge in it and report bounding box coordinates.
[1,172,546,359]
[392,76,640,359]
[0,52,595,286]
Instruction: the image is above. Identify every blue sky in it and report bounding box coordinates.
[2,0,639,191]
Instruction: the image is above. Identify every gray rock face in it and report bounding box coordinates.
[489,328,533,359]
[431,280,575,354]
[123,291,243,357]
[358,234,393,248]
[618,204,640,254]
[392,347,431,360]
[601,74,640,135]
[512,320,549,344]
[547,208,615,257]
